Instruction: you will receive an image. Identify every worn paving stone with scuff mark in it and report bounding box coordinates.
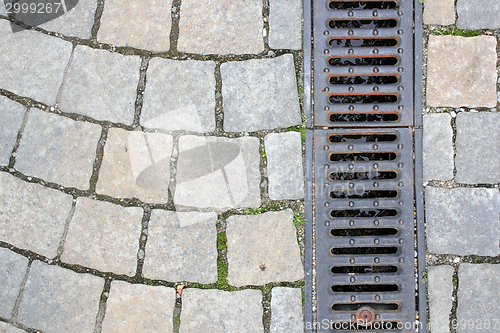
[143,210,218,284]
[15,108,101,190]
[141,59,216,132]
[0,96,25,166]
[0,248,29,319]
[0,322,27,333]
[269,0,302,50]
[457,0,500,29]
[17,260,104,333]
[428,265,454,333]
[96,128,173,203]
[0,172,73,258]
[423,0,456,25]
[59,46,141,125]
[226,209,304,286]
[270,287,304,333]
[98,0,173,51]
[61,197,143,276]
[102,280,175,333]
[180,289,264,333]
[423,113,454,182]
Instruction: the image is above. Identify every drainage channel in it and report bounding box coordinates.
[303,0,426,332]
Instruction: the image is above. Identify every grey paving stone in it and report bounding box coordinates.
[59,46,141,125]
[178,0,264,55]
[102,281,175,333]
[269,0,302,50]
[0,97,25,166]
[61,198,143,276]
[226,209,303,286]
[15,108,101,190]
[98,0,172,51]
[423,0,456,25]
[0,322,27,333]
[0,20,72,105]
[457,264,500,333]
[143,211,217,284]
[425,187,500,256]
[17,260,103,333]
[96,128,173,203]
[174,135,261,209]
[0,172,73,258]
[423,113,454,181]
[141,59,216,132]
[180,289,263,333]
[455,112,500,184]
[428,265,454,333]
[0,248,29,319]
[265,132,304,200]
[221,55,301,132]
[270,287,304,333]
[0,2,6,15]
[426,35,497,108]
[457,0,500,29]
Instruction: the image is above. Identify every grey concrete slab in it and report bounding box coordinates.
[0,2,6,15]
[428,265,454,333]
[180,289,264,333]
[96,128,173,203]
[423,0,456,25]
[17,260,103,333]
[457,0,500,29]
[59,46,141,125]
[0,172,73,258]
[457,264,500,333]
[102,281,175,333]
[270,287,304,333]
[426,35,497,108]
[423,113,454,181]
[0,322,27,333]
[226,209,303,286]
[425,187,500,256]
[455,112,500,184]
[178,0,264,55]
[265,132,304,200]
[174,135,261,209]
[141,59,216,133]
[0,97,25,166]
[0,248,29,319]
[221,55,301,132]
[61,198,143,276]
[0,20,72,105]
[98,0,172,51]
[143,211,218,284]
[15,108,101,190]
[269,0,302,50]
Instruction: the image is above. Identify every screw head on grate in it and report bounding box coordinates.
[356,307,375,327]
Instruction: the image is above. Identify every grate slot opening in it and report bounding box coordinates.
[329,321,401,330]
[331,246,399,254]
[330,190,399,199]
[332,303,400,311]
[330,228,398,236]
[328,56,399,66]
[329,94,398,104]
[329,19,398,29]
[328,1,398,10]
[328,133,398,142]
[329,75,399,85]
[332,284,399,292]
[328,171,398,180]
[331,265,399,274]
[328,38,399,47]
[330,113,400,122]
[329,152,397,161]
[330,209,399,218]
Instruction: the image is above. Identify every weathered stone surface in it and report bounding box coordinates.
[96,128,173,203]
[0,97,25,166]
[102,281,175,333]
[428,265,454,333]
[180,289,264,333]
[17,260,103,333]
[425,187,500,256]
[0,173,73,258]
[423,113,454,181]
[0,2,6,15]
[270,287,304,333]
[221,55,301,132]
[0,322,27,333]
[178,0,264,55]
[265,132,304,200]
[226,209,303,286]
[62,198,143,276]
[269,0,302,49]
[174,135,261,209]
[0,20,72,105]
[141,59,216,132]
[426,35,497,108]
[98,0,172,51]
[15,108,101,190]
[457,0,500,29]
[457,264,500,333]
[455,112,500,184]
[143,211,217,283]
[0,248,29,319]
[59,46,141,125]
[423,0,456,25]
